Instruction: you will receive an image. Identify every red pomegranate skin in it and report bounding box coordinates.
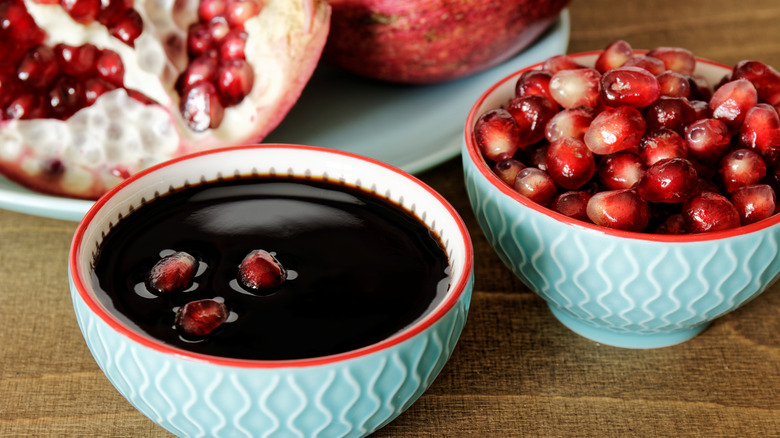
[323,0,570,83]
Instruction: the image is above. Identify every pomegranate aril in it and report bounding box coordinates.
[637,158,698,203]
[84,78,116,105]
[0,1,46,45]
[594,40,633,73]
[492,158,526,186]
[731,60,780,106]
[689,75,714,101]
[175,298,229,337]
[145,251,198,294]
[108,8,144,47]
[544,106,592,142]
[16,45,60,90]
[549,68,601,109]
[96,50,126,86]
[226,0,262,28]
[586,189,649,231]
[515,69,554,102]
[181,82,225,132]
[647,46,696,75]
[48,76,85,119]
[54,43,98,76]
[237,249,287,291]
[208,16,231,41]
[717,148,767,193]
[513,167,558,206]
[600,66,660,107]
[506,95,558,148]
[597,151,646,190]
[177,55,219,93]
[5,94,44,120]
[689,99,711,119]
[654,213,687,234]
[545,137,596,190]
[730,184,777,225]
[187,23,216,58]
[638,128,688,166]
[739,103,780,163]
[682,191,741,233]
[60,0,100,24]
[552,190,592,222]
[474,108,521,162]
[96,0,133,24]
[685,118,731,163]
[530,143,549,171]
[199,0,227,21]
[583,105,647,155]
[219,29,248,61]
[709,78,758,130]
[645,96,697,135]
[656,71,691,98]
[623,55,666,75]
[543,54,585,74]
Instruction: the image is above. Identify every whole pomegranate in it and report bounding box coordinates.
[0,0,330,199]
[322,0,570,84]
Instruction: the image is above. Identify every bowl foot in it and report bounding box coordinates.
[548,306,709,349]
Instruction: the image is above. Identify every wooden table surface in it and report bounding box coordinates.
[3,0,780,436]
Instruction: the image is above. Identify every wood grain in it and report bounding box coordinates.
[2,0,780,436]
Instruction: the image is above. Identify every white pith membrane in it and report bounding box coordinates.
[0,0,329,199]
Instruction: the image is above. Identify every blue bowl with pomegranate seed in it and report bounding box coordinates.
[69,144,473,437]
[462,49,780,348]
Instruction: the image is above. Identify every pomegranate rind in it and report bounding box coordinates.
[0,0,331,200]
[323,0,570,84]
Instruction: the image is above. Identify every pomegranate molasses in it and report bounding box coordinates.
[92,176,451,360]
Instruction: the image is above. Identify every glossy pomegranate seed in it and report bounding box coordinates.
[5,94,44,120]
[95,50,125,86]
[586,189,649,231]
[638,128,688,166]
[226,0,262,27]
[709,78,758,130]
[552,190,592,222]
[108,8,143,47]
[594,40,633,73]
[544,107,592,142]
[16,45,60,90]
[583,106,647,155]
[96,0,133,24]
[145,251,198,294]
[739,103,780,164]
[623,55,666,75]
[187,23,215,58]
[656,71,691,98]
[689,99,711,120]
[549,68,601,109]
[645,96,697,134]
[0,1,46,47]
[199,0,227,21]
[84,78,116,105]
[637,158,698,203]
[208,16,231,41]
[0,74,19,108]
[530,143,549,171]
[654,213,687,234]
[731,60,780,106]
[682,191,741,233]
[54,43,98,76]
[545,137,596,190]
[474,108,521,162]
[689,76,714,101]
[543,54,585,74]
[730,184,777,225]
[238,249,287,291]
[177,55,218,93]
[647,46,696,75]
[506,95,558,147]
[60,0,100,24]
[219,29,248,61]
[492,158,526,186]
[513,167,558,206]
[175,299,229,337]
[48,76,85,119]
[180,81,225,132]
[600,66,660,108]
[515,69,554,102]
[717,148,767,193]
[597,151,646,190]
[684,118,731,163]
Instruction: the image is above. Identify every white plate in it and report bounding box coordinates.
[0,10,569,222]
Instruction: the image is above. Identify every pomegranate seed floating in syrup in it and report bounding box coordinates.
[474,40,780,233]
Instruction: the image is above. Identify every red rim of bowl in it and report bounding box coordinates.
[464,50,780,243]
[69,144,474,369]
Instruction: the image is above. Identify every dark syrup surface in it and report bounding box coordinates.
[92,176,450,360]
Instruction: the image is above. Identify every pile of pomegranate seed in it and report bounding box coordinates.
[142,249,287,338]
[474,40,780,234]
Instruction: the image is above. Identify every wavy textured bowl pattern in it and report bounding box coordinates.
[70,145,473,437]
[462,52,780,348]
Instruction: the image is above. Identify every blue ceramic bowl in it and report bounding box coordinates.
[462,52,780,348]
[69,144,473,437]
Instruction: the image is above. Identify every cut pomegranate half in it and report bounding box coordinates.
[0,0,331,199]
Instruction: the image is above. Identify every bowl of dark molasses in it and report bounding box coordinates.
[69,144,474,437]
